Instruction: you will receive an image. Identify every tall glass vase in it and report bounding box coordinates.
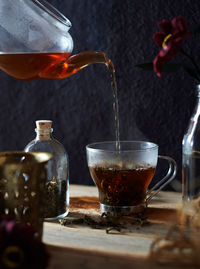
[182,85,200,202]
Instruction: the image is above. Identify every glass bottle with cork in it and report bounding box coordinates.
[24,120,69,220]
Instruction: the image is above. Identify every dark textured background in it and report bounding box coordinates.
[0,0,199,190]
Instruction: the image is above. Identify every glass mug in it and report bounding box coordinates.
[86,141,177,215]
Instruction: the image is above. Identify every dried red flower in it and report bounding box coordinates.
[0,218,49,269]
[153,16,190,77]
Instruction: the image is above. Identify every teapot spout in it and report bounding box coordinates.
[39,51,111,79]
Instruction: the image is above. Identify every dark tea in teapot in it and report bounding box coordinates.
[0,52,70,80]
[0,51,108,81]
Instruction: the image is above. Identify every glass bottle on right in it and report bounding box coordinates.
[182,85,200,202]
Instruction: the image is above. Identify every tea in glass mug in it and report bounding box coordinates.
[86,141,177,215]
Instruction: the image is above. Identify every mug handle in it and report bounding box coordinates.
[146,155,177,205]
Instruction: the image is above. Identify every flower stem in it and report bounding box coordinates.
[180,48,200,74]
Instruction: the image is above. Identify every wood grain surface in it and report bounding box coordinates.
[43,185,185,269]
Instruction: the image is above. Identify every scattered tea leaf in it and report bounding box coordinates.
[106,226,121,234]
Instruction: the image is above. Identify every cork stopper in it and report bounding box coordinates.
[36,120,52,130]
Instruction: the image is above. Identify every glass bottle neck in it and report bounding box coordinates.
[195,85,200,112]
[191,85,200,120]
[35,128,53,140]
[197,85,200,98]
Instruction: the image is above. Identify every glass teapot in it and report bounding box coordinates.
[0,0,109,80]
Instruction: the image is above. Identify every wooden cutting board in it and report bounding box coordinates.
[43,184,185,269]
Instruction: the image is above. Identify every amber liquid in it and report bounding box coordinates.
[89,166,156,206]
[107,60,120,149]
[0,52,73,80]
[0,51,120,146]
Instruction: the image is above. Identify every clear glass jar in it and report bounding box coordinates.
[182,85,200,202]
[24,120,69,220]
